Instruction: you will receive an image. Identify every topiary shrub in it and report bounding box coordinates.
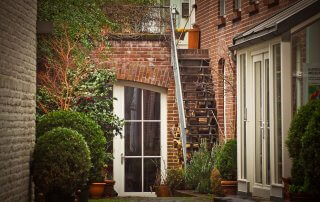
[36,110,106,182]
[301,110,320,195]
[287,99,320,193]
[33,127,91,201]
[215,140,237,180]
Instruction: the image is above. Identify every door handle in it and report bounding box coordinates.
[121,153,124,165]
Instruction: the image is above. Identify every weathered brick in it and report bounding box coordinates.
[0,0,36,201]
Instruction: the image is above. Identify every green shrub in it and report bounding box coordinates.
[167,168,185,193]
[185,143,219,193]
[300,110,320,195]
[33,127,91,196]
[36,110,106,182]
[287,99,320,193]
[215,140,237,180]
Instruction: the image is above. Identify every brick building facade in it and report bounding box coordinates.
[0,0,37,201]
[105,39,181,169]
[195,0,298,139]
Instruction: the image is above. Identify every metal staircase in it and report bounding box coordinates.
[178,49,218,152]
[170,7,217,167]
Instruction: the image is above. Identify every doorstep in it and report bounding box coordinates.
[214,195,270,202]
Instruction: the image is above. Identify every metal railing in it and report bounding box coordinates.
[169,6,187,169]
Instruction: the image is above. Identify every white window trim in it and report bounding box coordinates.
[113,81,167,197]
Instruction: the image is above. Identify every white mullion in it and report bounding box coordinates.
[125,120,161,122]
[141,89,144,192]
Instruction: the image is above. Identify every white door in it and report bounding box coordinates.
[113,83,167,197]
[253,53,271,195]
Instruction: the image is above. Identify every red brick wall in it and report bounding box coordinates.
[105,40,180,168]
[196,0,298,140]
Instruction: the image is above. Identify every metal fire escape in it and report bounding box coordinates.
[170,6,218,168]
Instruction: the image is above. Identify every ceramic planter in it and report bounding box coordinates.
[104,180,118,197]
[155,185,171,197]
[221,180,237,196]
[89,182,106,199]
[188,28,200,49]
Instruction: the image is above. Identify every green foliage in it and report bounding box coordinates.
[72,69,123,151]
[287,99,320,193]
[215,140,237,180]
[185,143,219,193]
[36,110,106,182]
[38,0,112,48]
[300,110,320,195]
[33,127,91,195]
[210,168,224,196]
[167,168,185,193]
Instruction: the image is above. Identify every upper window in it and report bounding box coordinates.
[234,0,241,10]
[219,0,225,17]
[182,3,189,18]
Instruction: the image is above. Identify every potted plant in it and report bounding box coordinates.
[167,168,185,195]
[215,140,237,196]
[33,127,91,202]
[287,99,320,201]
[36,110,108,199]
[175,28,188,40]
[153,166,171,197]
[184,142,218,193]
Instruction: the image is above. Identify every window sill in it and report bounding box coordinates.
[217,16,226,28]
[231,10,241,22]
[247,3,259,15]
[263,0,279,8]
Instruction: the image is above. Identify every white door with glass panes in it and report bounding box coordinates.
[252,52,271,195]
[113,83,167,197]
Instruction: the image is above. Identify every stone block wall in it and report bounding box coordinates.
[0,0,37,201]
[105,39,180,168]
[195,0,297,140]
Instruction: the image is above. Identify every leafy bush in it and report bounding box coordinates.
[33,127,91,197]
[72,69,123,150]
[167,168,185,193]
[300,110,320,195]
[287,99,320,193]
[36,110,106,182]
[215,140,237,180]
[185,143,219,193]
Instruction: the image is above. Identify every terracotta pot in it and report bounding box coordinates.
[188,28,200,49]
[104,180,118,197]
[155,185,171,197]
[89,182,106,199]
[221,180,237,196]
[282,177,291,202]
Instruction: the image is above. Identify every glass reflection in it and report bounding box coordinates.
[125,87,142,120]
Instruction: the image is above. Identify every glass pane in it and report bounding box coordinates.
[125,87,142,120]
[125,122,141,156]
[265,59,271,185]
[143,90,160,120]
[144,123,160,156]
[255,61,262,184]
[274,44,282,184]
[144,158,160,192]
[240,54,247,179]
[125,158,142,192]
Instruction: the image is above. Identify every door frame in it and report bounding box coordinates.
[236,38,292,199]
[113,81,167,197]
[252,51,271,196]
